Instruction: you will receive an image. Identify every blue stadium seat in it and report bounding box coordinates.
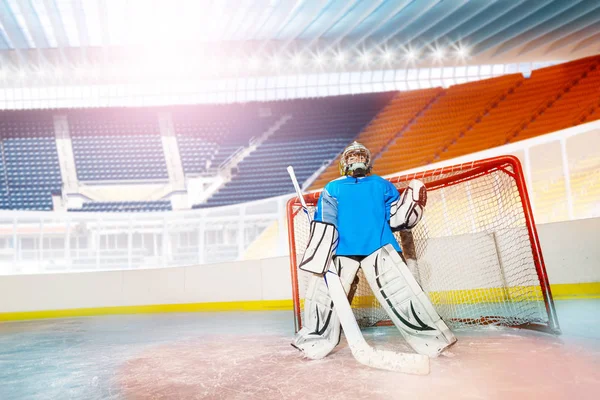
[69,111,168,181]
[0,113,61,211]
[196,92,395,208]
[173,104,278,175]
[69,200,172,213]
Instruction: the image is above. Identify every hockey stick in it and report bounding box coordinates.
[286,166,430,375]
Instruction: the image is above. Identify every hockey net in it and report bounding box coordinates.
[287,156,560,334]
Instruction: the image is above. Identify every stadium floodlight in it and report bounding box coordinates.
[404,48,417,61]
[433,47,445,61]
[313,53,325,67]
[456,45,469,59]
[359,51,371,66]
[335,51,346,65]
[383,50,394,62]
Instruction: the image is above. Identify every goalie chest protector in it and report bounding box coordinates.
[315,175,402,256]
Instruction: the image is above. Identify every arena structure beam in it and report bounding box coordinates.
[318,0,384,54]
[299,0,359,54]
[488,0,600,57]
[385,0,468,52]
[243,0,279,41]
[71,0,91,64]
[338,0,412,51]
[571,30,600,53]
[0,0,30,66]
[515,5,600,56]
[463,0,551,55]
[15,0,51,69]
[414,1,496,47]
[220,0,255,41]
[15,0,49,48]
[96,0,110,64]
[235,0,299,44]
[545,21,600,54]
[365,0,441,54]
[442,0,525,47]
[267,0,327,55]
[42,0,70,66]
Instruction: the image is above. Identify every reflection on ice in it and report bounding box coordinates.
[0,301,598,400]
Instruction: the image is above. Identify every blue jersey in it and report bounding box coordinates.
[314,175,402,256]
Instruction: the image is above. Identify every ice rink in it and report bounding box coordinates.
[0,299,598,400]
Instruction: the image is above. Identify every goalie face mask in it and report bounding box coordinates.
[339,141,372,177]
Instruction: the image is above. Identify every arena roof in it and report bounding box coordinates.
[0,0,599,78]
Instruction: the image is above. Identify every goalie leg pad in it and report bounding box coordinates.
[292,257,360,359]
[361,245,457,358]
[298,220,339,275]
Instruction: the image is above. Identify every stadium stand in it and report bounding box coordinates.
[574,95,600,125]
[69,109,168,181]
[0,112,62,210]
[374,74,523,175]
[196,92,395,207]
[0,155,8,209]
[515,63,600,141]
[173,104,278,175]
[1,58,598,211]
[438,56,600,161]
[69,200,172,213]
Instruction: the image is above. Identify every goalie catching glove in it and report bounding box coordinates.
[390,179,427,231]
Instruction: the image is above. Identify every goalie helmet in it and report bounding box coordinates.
[339,141,372,177]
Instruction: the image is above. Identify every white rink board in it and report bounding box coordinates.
[0,218,598,313]
[0,257,292,313]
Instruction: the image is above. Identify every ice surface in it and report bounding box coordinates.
[0,301,598,399]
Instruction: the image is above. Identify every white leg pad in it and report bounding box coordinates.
[361,245,457,358]
[292,257,360,359]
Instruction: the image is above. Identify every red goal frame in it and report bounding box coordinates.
[286,155,560,334]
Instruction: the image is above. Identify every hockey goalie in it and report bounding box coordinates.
[292,141,457,360]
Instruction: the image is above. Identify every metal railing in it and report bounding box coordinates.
[0,195,290,275]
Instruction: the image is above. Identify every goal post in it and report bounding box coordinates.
[287,155,560,334]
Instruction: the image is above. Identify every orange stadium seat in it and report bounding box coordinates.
[518,66,600,140]
[574,96,600,125]
[438,55,600,162]
[374,74,523,175]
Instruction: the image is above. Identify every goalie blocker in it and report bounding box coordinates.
[298,220,338,275]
